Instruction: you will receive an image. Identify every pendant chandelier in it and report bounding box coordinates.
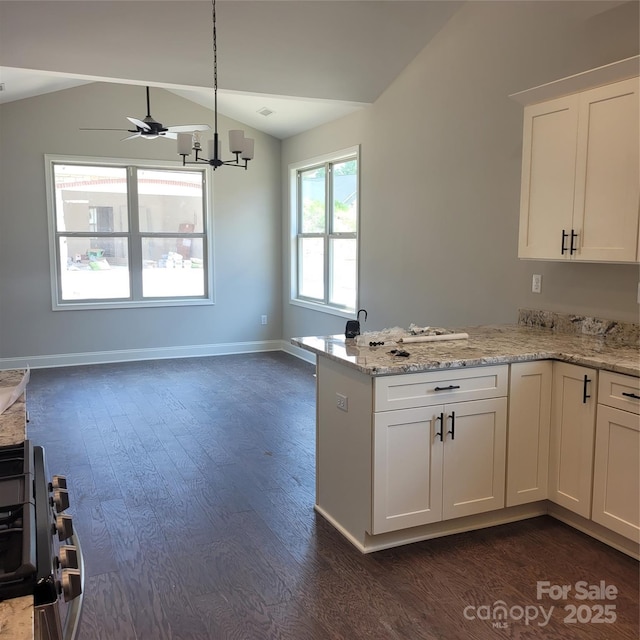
[177,0,255,170]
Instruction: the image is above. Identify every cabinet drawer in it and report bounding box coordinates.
[374,365,508,412]
[598,371,640,415]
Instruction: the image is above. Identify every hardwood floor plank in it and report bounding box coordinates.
[77,571,138,640]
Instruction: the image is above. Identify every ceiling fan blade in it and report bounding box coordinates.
[127,116,151,130]
[166,124,211,133]
[159,132,178,140]
[80,128,130,131]
[121,133,141,141]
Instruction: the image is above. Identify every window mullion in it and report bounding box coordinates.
[296,171,303,299]
[128,166,142,300]
[325,162,333,305]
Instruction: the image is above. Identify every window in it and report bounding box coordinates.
[45,156,212,309]
[290,146,359,315]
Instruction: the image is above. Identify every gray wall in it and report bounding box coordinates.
[282,0,640,341]
[0,83,282,364]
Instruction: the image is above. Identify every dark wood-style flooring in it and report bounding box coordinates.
[26,352,639,640]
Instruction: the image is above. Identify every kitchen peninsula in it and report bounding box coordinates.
[0,370,32,640]
[292,310,640,557]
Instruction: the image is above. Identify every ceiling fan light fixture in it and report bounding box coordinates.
[81,86,210,141]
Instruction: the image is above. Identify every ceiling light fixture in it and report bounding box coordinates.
[177,0,254,170]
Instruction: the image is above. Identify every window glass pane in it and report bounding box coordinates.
[53,165,128,232]
[332,159,357,233]
[138,170,204,233]
[141,237,205,297]
[59,236,130,300]
[299,237,324,300]
[300,167,325,233]
[330,238,356,310]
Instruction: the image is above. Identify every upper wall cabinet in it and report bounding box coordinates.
[512,58,640,263]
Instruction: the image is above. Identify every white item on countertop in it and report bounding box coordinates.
[408,324,450,336]
[355,327,406,346]
[400,333,469,343]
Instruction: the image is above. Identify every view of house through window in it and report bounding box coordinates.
[292,147,359,314]
[48,159,210,308]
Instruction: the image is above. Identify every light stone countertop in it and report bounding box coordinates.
[0,370,28,446]
[292,324,640,377]
[0,370,32,640]
[0,596,33,640]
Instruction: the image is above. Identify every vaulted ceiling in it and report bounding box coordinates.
[0,1,628,138]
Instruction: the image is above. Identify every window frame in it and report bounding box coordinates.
[289,146,360,318]
[45,154,214,310]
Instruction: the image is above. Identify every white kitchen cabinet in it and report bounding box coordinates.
[506,361,552,506]
[518,77,639,262]
[548,362,597,518]
[371,367,507,534]
[592,372,640,542]
[372,407,444,532]
[441,398,507,520]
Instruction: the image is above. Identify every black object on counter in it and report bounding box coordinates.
[345,309,367,339]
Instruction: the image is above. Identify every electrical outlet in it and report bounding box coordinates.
[261,315,268,325]
[336,393,348,412]
[532,274,542,294]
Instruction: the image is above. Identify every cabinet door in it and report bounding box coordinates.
[372,407,444,534]
[442,398,507,520]
[506,361,552,506]
[592,405,640,542]
[573,78,640,262]
[518,95,578,259]
[549,363,597,518]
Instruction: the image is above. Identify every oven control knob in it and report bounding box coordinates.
[51,489,70,513]
[58,545,79,570]
[53,514,74,541]
[61,569,82,602]
[49,475,68,491]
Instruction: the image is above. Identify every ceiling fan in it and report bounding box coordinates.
[81,86,210,140]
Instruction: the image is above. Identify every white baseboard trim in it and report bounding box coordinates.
[281,341,316,365]
[0,340,286,370]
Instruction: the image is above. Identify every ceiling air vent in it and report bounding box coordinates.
[257,107,274,117]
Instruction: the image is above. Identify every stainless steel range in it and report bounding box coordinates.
[0,440,83,640]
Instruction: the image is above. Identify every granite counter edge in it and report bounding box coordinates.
[290,340,639,378]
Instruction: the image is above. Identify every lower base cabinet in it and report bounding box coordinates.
[316,354,639,555]
[548,362,597,518]
[507,361,552,506]
[591,372,640,543]
[372,397,507,534]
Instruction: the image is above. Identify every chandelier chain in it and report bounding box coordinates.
[177,0,254,169]
[212,0,218,138]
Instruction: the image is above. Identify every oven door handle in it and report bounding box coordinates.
[63,531,85,640]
